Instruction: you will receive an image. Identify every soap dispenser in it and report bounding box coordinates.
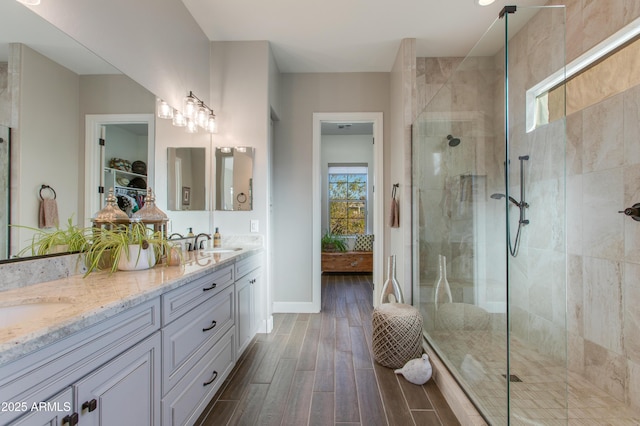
[213,227,221,248]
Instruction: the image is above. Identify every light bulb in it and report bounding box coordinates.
[172,110,186,127]
[196,104,209,128]
[183,95,197,119]
[206,114,217,133]
[157,100,173,119]
[185,117,199,134]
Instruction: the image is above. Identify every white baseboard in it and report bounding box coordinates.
[258,315,274,334]
[272,301,319,313]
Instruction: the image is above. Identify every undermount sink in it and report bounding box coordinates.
[202,247,242,254]
[0,301,74,329]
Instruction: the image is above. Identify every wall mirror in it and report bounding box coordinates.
[0,2,159,262]
[167,147,206,211]
[215,147,254,211]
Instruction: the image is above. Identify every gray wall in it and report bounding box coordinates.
[273,72,389,305]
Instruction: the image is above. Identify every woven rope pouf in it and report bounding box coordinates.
[372,303,423,369]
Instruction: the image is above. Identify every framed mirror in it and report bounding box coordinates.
[215,147,254,211]
[167,147,206,211]
[1,2,157,262]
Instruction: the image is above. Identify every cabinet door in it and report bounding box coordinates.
[75,332,161,426]
[236,267,259,356]
[8,388,73,426]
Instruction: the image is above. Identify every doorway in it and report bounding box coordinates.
[84,114,155,223]
[312,112,383,311]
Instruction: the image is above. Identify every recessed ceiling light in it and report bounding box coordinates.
[16,0,41,5]
[477,0,495,5]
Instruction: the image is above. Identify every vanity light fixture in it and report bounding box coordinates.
[236,146,247,153]
[220,147,232,154]
[158,91,217,134]
[157,99,173,119]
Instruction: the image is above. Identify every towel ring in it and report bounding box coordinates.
[39,184,56,200]
[236,192,247,204]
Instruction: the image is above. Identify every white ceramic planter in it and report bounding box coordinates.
[117,244,156,271]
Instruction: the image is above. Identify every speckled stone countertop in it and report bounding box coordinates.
[0,245,262,366]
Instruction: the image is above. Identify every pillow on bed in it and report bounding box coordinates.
[354,234,374,251]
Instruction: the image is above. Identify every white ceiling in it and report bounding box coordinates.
[1,0,549,77]
[182,0,549,73]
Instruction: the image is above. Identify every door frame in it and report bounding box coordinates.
[84,114,155,224]
[312,112,384,310]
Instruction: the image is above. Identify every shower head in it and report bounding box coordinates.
[446,134,461,147]
[490,193,520,207]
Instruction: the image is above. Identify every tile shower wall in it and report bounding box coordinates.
[555,0,640,411]
[417,0,640,413]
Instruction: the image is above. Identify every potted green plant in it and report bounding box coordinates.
[15,217,90,257]
[321,230,347,252]
[84,222,172,276]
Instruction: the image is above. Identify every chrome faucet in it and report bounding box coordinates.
[193,233,212,250]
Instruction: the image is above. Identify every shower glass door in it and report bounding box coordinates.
[0,125,9,260]
[412,6,567,424]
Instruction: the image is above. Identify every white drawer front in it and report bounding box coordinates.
[162,265,234,325]
[162,285,234,394]
[162,327,235,426]
[234,254,261,279]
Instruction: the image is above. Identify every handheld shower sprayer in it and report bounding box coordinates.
[491,155,530,257]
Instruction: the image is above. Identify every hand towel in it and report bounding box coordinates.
[39,198,59,228]
[392,198,400,228]
[389,197,400,228]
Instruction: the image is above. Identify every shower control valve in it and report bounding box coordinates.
[618,203,640,221]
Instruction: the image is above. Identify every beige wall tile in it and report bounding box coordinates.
[623,165,640,263]
[623,84,640,166]
[582,168,624,259]
[567,254,584,336]
[624,262,640,363]
[582,94,624,173]
[583,339,626,401]
[628,359,640,410]
[582,0,625,54]
[583,257,623,353]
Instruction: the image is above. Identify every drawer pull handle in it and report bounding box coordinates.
[82,399,97,412]
[203,320,217,332]
[203,283,217,291]
[203,371,218,386]
[62,413,78,426]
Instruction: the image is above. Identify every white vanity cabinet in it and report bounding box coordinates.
[0,299,161,426]
[161,264,237,426]
[7,388,73,426]
[235,254,262,357]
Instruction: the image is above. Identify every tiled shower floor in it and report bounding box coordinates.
[427,330,640,425]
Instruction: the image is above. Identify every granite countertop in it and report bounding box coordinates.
[0,245,262,366]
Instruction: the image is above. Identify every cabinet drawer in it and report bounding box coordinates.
[235,254,261,279]
[162,265,234,325]
[162,327,235,426]
[162,285,234,394]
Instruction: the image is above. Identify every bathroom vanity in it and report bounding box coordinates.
[0,246,262,426]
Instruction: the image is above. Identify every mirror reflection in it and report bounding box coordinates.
[215,147,254,211]
[167,147,206,211]
[0,1,157,262]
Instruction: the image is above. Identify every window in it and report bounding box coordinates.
[328,165,367,235]
[526,16,640,132]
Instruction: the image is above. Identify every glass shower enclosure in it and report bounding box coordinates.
[412,6,567,424]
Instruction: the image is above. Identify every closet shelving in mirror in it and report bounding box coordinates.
[103,167,147,194]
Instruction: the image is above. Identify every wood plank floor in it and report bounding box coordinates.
[197,274,460,426]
